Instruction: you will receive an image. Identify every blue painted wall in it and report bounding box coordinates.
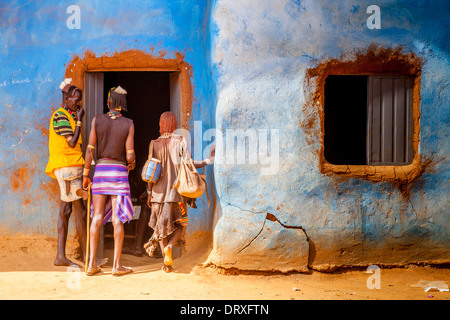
[0,0,215,237]
[209,0,449,270]
[1,0,448,270]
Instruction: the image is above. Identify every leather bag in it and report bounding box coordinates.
[141,140,162,183]
[173,148,206,199]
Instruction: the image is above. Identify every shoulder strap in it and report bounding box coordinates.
[149,140,154,159]
[178,135,186,158]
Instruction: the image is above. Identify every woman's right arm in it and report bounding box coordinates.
[82,116,97,189]
[193,144,215,169]
[125,122,135,171]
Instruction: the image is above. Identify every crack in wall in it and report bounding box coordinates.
[232,218,267,265]
[407,198,419,220]
[224,203,314,268]
[265,212,315,268]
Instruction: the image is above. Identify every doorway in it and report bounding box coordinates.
[83,70,181,252]
[103,71,170,198]
[83,71,181,198]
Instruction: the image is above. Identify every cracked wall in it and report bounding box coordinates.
[208,205,310,272]
[209,0,450,272]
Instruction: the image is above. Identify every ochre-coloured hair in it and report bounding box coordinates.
[159,111,177,134]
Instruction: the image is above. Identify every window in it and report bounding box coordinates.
[324,75,414,166]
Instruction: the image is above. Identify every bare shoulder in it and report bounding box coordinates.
[122,116,133,124]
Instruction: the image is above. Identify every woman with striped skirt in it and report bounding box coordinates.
[82,86,136,276]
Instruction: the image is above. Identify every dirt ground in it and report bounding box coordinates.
[0,234,448,300]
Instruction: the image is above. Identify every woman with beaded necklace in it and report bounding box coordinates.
[82,86,136,276]
[144,111,214,273]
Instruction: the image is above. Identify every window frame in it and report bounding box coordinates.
[318,70,421,185]
[322,74,415,167]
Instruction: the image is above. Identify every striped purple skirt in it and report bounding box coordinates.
[90,162,134,225]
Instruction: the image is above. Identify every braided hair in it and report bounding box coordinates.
[107,86,128,112]
[61,85,81,104]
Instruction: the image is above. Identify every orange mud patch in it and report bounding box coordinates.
[9,166,51,207]
[0,233,448,300]
[40,178,60,202]
[35,119,50,138]
[302,45,430,198]
[10,166,35,195]
[64,49,193,129]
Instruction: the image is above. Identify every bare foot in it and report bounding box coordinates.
[143,240,157,257]
[162,265,172,273]
[96,257,108,267]
[163,245,173,266]
[112,266,132,276]
[54,256,80,267]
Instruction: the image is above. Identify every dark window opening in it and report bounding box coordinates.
[324,75,414,166]
[324,75,368,165]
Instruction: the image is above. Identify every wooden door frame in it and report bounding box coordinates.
[66,50,193,131]
[67,50,194,257]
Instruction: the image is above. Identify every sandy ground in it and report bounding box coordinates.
[0,234,449,301]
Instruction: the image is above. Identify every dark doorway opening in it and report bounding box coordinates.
[324,75,368,165]
[103,71,170,199]
[102,71,170,246]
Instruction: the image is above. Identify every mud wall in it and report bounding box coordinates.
[208,0,449,271]
[0,0,448,271]
[0,1,215,237]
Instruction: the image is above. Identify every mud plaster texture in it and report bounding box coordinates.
[208,0,449,272]
[2,234,450,300]
[64,49,194,129]
[0,0,448,273]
